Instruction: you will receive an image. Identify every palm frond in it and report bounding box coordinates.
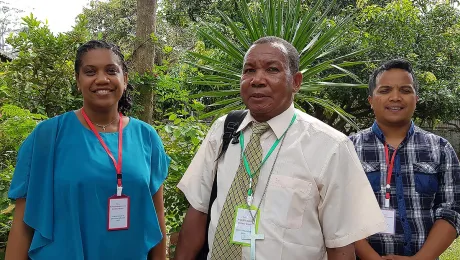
[301,95,359,130]
[187,62,241,79]
[189,89,240,99]
[187,52,238,71]
[187,0,364,126]
[199,100,245,118]
[217,10,252,50]
[197,26,245,63]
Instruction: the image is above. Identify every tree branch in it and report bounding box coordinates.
[445,122,460,132]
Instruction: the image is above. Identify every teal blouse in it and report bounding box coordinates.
[8,112,170,259]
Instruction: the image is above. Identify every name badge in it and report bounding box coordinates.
[381,208,396,235]
[108,195,130,231]
[231,205,260,246]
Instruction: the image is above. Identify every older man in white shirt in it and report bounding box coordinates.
[174,36,386,260]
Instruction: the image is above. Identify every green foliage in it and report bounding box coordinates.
[82,0,197,64]
[1,14,88,117]
[416,81,460,128]
[316,0,460,132]
[128,52,209,234]
[357,0,420,56]
[0,104,46,250]
[157,113,209,233]
[0,104,46,150]
[188,0,365,129]
[80,0,137,53]
[162,0,239,25]
[129,54,201,121]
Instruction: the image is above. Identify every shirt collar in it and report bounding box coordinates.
[237,104,295,139]
[371,120,415,145]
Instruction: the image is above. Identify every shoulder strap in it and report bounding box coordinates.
[196,110,247,260]
[217,110,248,160]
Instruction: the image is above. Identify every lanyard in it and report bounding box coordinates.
[81,109,124,196]
[239,113,297,201]
[384,143,397,208]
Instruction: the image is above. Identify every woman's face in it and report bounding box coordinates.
[76,48,127,112]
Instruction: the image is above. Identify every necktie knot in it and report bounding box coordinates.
[252,122,270,136]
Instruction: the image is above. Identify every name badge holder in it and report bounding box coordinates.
[81,109,130,231]
[381,144,397,235]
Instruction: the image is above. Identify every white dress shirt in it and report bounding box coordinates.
[178,104,386,259]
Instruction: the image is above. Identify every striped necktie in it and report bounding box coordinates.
[210,122,270,259]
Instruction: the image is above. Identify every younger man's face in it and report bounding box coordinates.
[368,68,418,127]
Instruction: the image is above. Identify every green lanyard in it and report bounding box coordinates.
[239,113,297,203]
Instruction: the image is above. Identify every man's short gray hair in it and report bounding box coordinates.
[248,36,300,75]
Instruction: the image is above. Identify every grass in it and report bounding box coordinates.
[440,239,459,260]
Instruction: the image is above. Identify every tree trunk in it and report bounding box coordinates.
[133,0,157,124]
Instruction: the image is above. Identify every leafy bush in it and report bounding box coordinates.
[0,104,46,250]
[157,113,209,234]
[1,15,88,117]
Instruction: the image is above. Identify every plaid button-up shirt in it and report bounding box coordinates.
[349,122,460,257]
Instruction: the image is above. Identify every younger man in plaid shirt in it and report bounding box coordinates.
[350,59,460,259]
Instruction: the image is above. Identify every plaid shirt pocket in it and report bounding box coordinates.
[362,162,382,193]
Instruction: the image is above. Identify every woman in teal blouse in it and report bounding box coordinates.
[5,40,169,260]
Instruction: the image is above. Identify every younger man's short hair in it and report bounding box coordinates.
[368,59,418,96]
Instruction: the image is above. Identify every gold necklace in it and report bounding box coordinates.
[84,113,119,131]
[94,117,119,131]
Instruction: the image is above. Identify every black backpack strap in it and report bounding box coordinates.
[196,110,248,260]
[217,110,248,160]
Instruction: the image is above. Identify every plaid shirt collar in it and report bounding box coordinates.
[371,121,416,147]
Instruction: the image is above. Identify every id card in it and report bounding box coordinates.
[230,205,260,246]
[381,208,396,235]
[108,195,130,231]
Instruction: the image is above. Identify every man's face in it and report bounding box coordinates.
[240,43,302,121]
[368,68,418,127]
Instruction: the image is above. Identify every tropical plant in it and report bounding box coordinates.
[1,14,89,117]
[157,112,208,234]
[0,104,46,251]
[79,0,137,53]
[319,0,460,133]
[187,0,366,128]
